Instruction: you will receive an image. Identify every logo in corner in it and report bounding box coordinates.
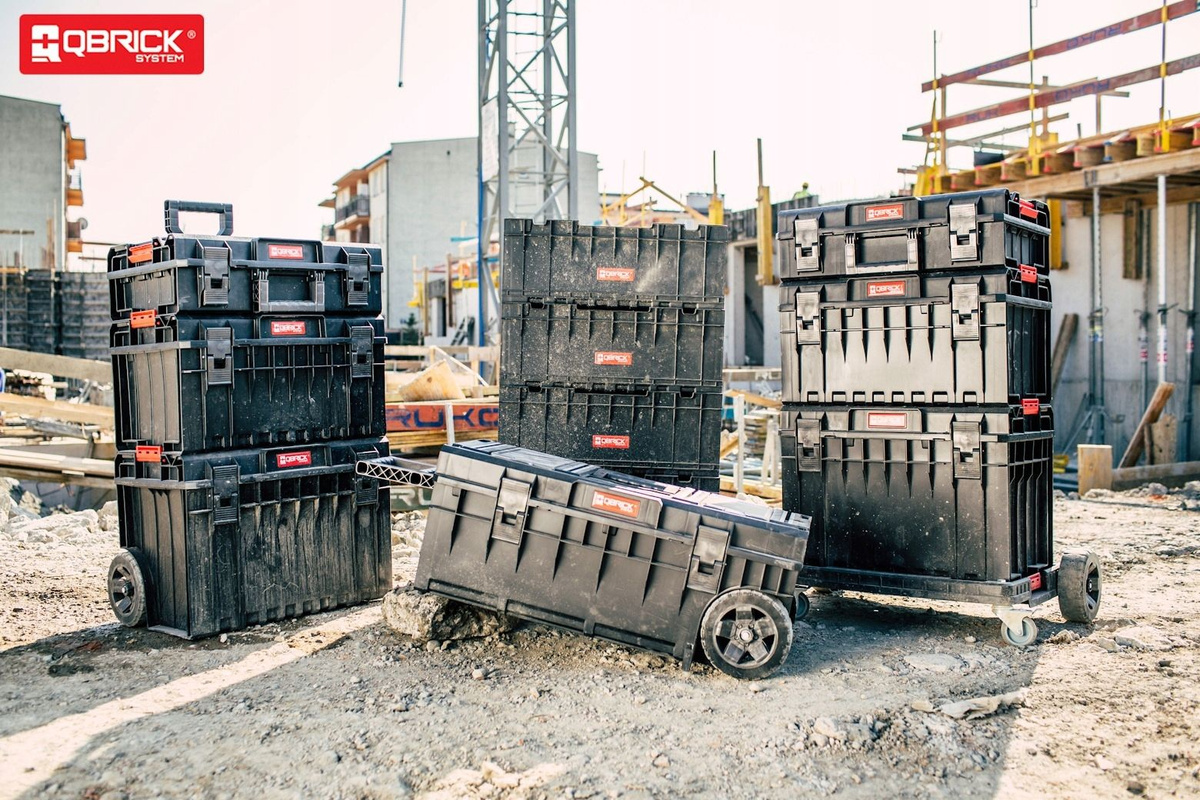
[20,15,205,75]
[591,490,641,519]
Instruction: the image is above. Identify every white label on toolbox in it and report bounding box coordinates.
[591,490,641,519]
[270,320,307,336]
[276,451,313,468]
[866,279,907,298]
[592,434,630,449]
[866,412,909,430]
[267,243,305,260]
[596,266,635,282]
[594,351,633,366]
[864,202,904,221]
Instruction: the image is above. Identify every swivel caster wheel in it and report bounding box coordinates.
[1000,617,1038,648]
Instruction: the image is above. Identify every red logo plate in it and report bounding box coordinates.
[591,490,642,519]
[866,280,907,298]
[276,451,313,468]
[866,412,908,430]
[267,244,305,260]
[592,434,630,449]
[20,15,204,74]
[270,321,307,336]
[596,267,635,282]
[594,351,633,366]
[864,202,904,222]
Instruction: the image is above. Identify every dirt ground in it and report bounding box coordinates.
[0,487,1197,800]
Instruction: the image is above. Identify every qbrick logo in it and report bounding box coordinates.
[276,451,313,469]
[270,321,308,336]
[267,244,305,260]
[591,490,641,520]
[596,266,635,282]
[592,434,630,449]
[594,351,633,367]
[864,203,904,222]
[866,280,906,298]
[866,412,908,430]
[19,15,205,75]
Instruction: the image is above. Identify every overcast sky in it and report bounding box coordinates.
[2,0,1197,244]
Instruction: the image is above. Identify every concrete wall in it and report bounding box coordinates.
[1053,202,1200,462]
[0,96,63,269]
[724,242,782,369]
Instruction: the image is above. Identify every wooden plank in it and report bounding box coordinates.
[1003,145,1200,199]
[1051,313,1079,393]
[719,476,782,502]
[1119,382,1176,468]
[0,347,110,383]
[0,394,113,427]
[0,446,114,478]
[1148,414,1179,466]
[725,389,782,410]
[723,367,781,383]
[1077,444,1113,495]
[1111,460,1200,490]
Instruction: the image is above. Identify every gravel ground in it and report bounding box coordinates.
[0,483,1197,800]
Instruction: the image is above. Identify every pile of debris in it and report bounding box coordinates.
[0,478,117,545]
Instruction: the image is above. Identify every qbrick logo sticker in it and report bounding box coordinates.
[866,412,909,430]
[592,434,630,449]
[267,244,305,260]
[270,321,308,336]
[864,203,904,222]
[276,451,313,469]
[591,490,641,520]
[866,280,906,298]
[19,15,205,75]
[594,351,633,367]
[596,267,635,282]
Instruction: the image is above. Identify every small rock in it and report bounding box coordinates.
[471,668,487,681]
[904,653,962,673]
[1127,780,1145,795]
[813,717,846,741]
[1095,637,1120,653]
[748,682,764,694]
[1085,488,1112,499]
[424,640,441,652]
[652,754,670,768]
[964,636,977,644]
[1048,630,1080,644]
[1144,482,1169,496]
[1095,756,1115,771]
[1114,626,1172,652]
[633,695,647,706]
[382,586,518,643]
[911,699,936,713]
[219,633,228,644]
[809,733,828,747]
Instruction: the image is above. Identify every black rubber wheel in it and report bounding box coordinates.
[1059,550,1102,623]
[794,591,811,620]
[699,589,793,680]
[108,549,147,627]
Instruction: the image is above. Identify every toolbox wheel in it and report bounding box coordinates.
[794,592,810,620]
[700,589,793,680]
[999,617,1038,648]
[108,549,147,628]
[1058,550,1102,623]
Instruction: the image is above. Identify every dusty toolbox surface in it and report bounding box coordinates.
[416,441,810,677]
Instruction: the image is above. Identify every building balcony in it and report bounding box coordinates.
[321,224,336,241]
[66,172,83,207]
[335,195,370,227]
[66,220,84,253]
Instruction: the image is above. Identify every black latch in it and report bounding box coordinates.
[794,292,822,344]
[796,419,822,472]
[793,218,820,271]
[210,464,240,524]
[948,203,979,261]
[686,525,730,593]
[353,448,381,506]
[952,421,982,480]
[951,284,980,340]
[346,254,370,306]
[492,478,532,544]
[205,327,234,385]
[350,326,375,379]
[200,246,230,306]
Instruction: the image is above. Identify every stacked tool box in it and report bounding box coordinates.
[59,272,111,360]
[774,190,1056,598]
[105,201,391,639]
[499,219,728,491]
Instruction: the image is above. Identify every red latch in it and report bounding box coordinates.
[130,310,157,329]
[128,242,154,264]
[1029,572,1043,591]
[1019,264,1037,283]
[1022,398,1040,415]
[135,445,162,463]
[1017,199,1040,220]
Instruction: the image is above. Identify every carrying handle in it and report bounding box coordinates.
[164,200,234,236]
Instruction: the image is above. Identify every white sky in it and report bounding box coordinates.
[2,0,1198,244]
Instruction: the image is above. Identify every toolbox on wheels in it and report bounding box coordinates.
[111,314,385,452]
[109,438,392,639]
[776,189,1049,281]
[779,268,1051,406]
[412,441,810,678]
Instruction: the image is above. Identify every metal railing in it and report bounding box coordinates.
[335,195,369,223]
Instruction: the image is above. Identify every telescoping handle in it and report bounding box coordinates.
[356,456,438,489]
[164,200,234,236]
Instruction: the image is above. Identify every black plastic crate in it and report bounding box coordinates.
[111,314,385,452]
[501,301,725,390]
[779,268,1052,406]
[500,384,722,472]
[417,441,809,669]
[109,238,383,320]
[777,189,1049,281]
[502,219,728,306]
[779,404,1053,584]
[615,465,721,493]
[114,438,391,639]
